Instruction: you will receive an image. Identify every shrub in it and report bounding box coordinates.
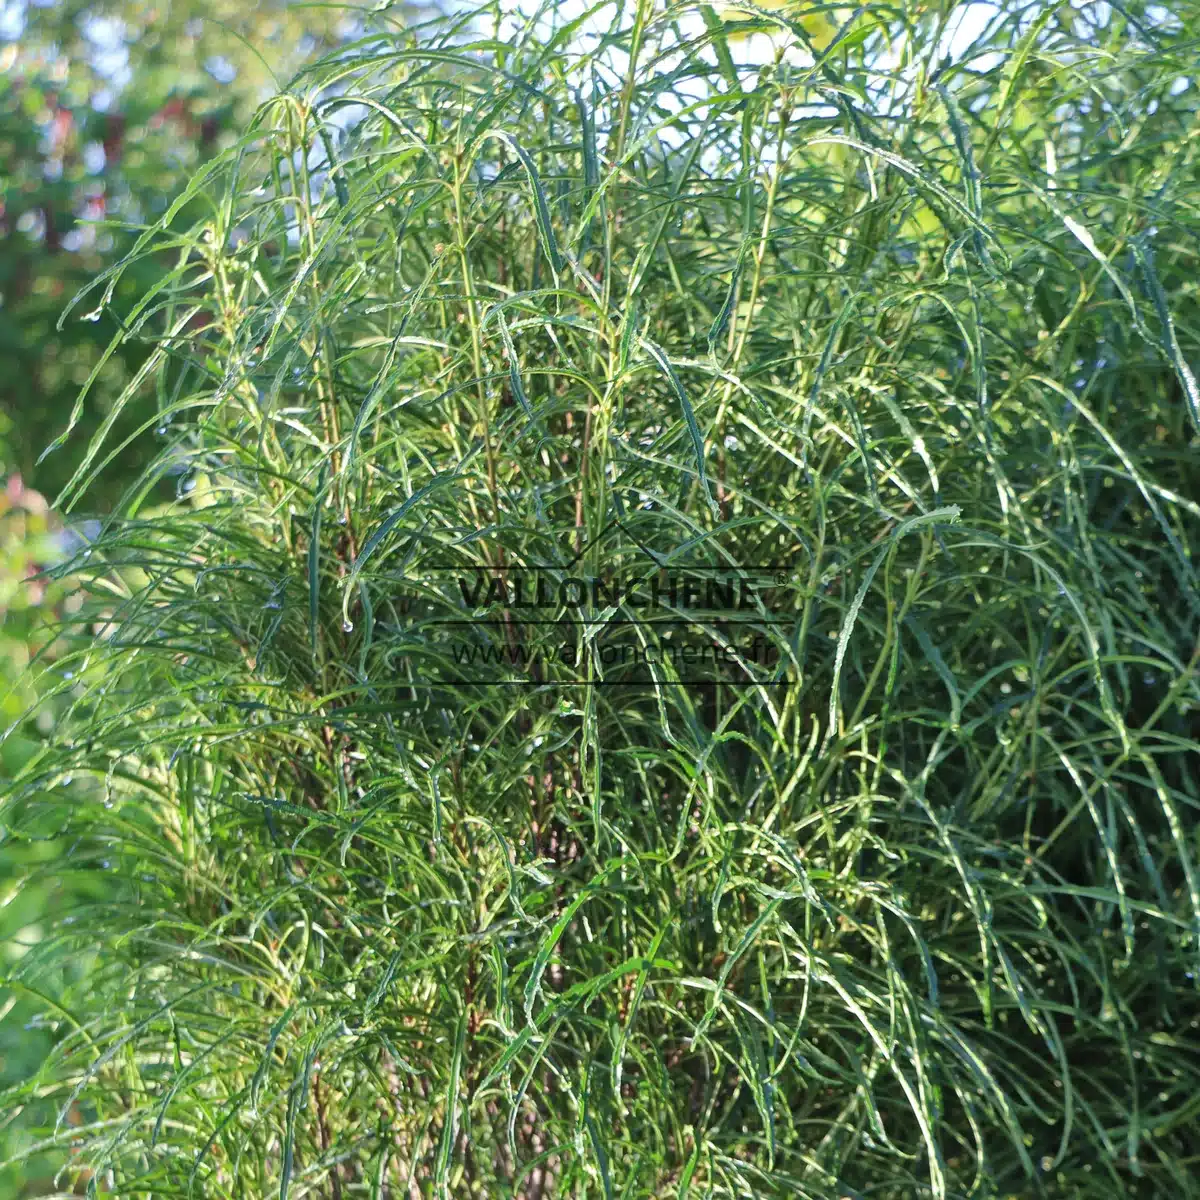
[4,2,1200,1196]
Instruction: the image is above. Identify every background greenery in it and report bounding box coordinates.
[0,0,366,502]
[3,0,1200,1196]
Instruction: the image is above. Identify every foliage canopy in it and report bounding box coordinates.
[4,1,1200,1196]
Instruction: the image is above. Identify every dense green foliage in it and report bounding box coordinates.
[4,1,1200,1196]
[1,4,375,1192]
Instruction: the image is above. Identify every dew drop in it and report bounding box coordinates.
[342,619,354,633]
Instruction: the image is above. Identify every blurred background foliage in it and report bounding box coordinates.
[0,0,367,505]
[1,1,379,1191]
